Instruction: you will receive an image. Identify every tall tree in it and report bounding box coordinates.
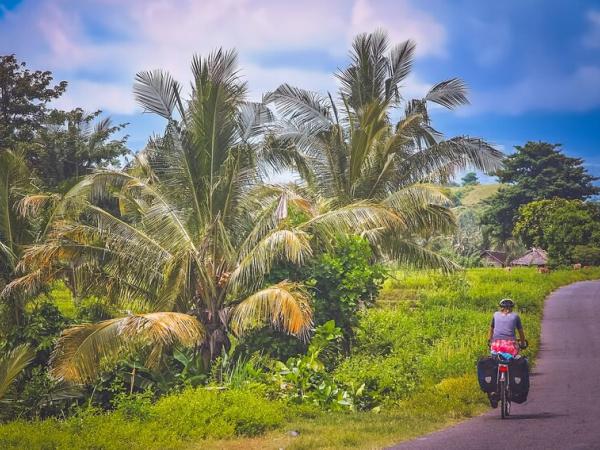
[4,50,398,382]
[461,172,479,186]
[513,198,600,265]
[481,142,599,246]
[266,30,503,267]
[0,55,66,150]
[1,55,129,189]
[32,108,128,188]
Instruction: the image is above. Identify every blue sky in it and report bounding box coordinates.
[1,0,599,181]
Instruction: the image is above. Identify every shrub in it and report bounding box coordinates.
[272,321,360,410]
[0,388,286,449]
[309,235,386,346]
[572,245,600,266]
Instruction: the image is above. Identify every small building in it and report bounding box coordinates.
[510,248,548,267]
[480,250,509,267]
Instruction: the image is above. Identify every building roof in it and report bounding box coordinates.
[480,250,508,264]
[510,248,548,266]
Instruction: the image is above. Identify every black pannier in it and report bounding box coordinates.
[509,357,530,401]
[477,357,498,393]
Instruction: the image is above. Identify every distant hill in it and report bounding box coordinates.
[449,183,501,208]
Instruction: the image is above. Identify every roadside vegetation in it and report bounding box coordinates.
[2,267,600,449]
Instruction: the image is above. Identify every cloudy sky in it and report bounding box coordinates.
[1,0,599,180]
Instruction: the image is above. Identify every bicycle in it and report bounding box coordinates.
[491,340,528,419]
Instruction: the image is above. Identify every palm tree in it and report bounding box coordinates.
[4,49,398,383]
[0,150,37,329]
[266,30,504,267]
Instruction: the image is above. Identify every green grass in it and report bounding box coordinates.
[2,267,599,449]
[459,183,501,206]
[0,388,286,450]
[213,267,600,449]
[449,183,501,208]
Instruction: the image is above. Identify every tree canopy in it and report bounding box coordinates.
[0,55,67,150]
[461,172,479,186]
[267,30,503,268]
[481,142,599,246]
[514,198,600,265]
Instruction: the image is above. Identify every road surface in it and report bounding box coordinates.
[390,280,600,450]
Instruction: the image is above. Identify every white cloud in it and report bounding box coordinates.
[0,0,448,116]
[350,0,447,57]
[52,80,138,115]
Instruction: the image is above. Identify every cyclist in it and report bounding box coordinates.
[486,298,526,407]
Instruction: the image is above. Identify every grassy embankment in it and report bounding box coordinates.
[1,267,599,450]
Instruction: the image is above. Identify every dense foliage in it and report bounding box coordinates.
[2,268,600,449]
[0,55,66,150]
[267,30,502,270]
[514,198,600,265]
[481,142,599,246]
[309,236,386,345]
[1,32,599,450]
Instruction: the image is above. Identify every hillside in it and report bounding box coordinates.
[449,183,501,208]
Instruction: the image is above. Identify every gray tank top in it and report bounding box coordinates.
[491,311,522,340]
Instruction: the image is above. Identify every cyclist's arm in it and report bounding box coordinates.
[488,326,494,342]
[517,327,526,346]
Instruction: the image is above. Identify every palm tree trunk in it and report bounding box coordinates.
[195,308,231,368]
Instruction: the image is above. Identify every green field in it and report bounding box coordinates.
[2,267,599,450]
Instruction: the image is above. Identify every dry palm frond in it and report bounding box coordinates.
[231,281,312,338]
[50,312,205,383]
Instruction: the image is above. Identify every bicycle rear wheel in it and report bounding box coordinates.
[500,380,507,419]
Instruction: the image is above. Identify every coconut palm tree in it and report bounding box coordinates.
[4,49,399,383]
[0,150,38,330]
[266,30,504,266]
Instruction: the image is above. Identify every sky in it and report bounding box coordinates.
[1,0,599,182]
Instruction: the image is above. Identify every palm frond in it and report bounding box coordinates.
[134,70,183,119]
[386,39,416,102]
[0,344,35,399]
[231,281,312,338]
[228,228,312,295]
[266,84,332,129]
[368,233,459,273]
[424,78,469,109]
[50,312,205,383]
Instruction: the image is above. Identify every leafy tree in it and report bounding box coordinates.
[31,108,129,187]
[4,50,397,383]
[481,142,599,246]
[266,30,503,269]
[513,198,600,265]
[309,235,385,348]
[572,245,600,266]
[461,172,479,186]
[1,55,128,190]
[0,55,67,150]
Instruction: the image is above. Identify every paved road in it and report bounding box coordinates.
[390,280,600,450]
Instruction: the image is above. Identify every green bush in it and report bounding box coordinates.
[0,388,286,449]
[309,235,386,346]
[572,245,600,266]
